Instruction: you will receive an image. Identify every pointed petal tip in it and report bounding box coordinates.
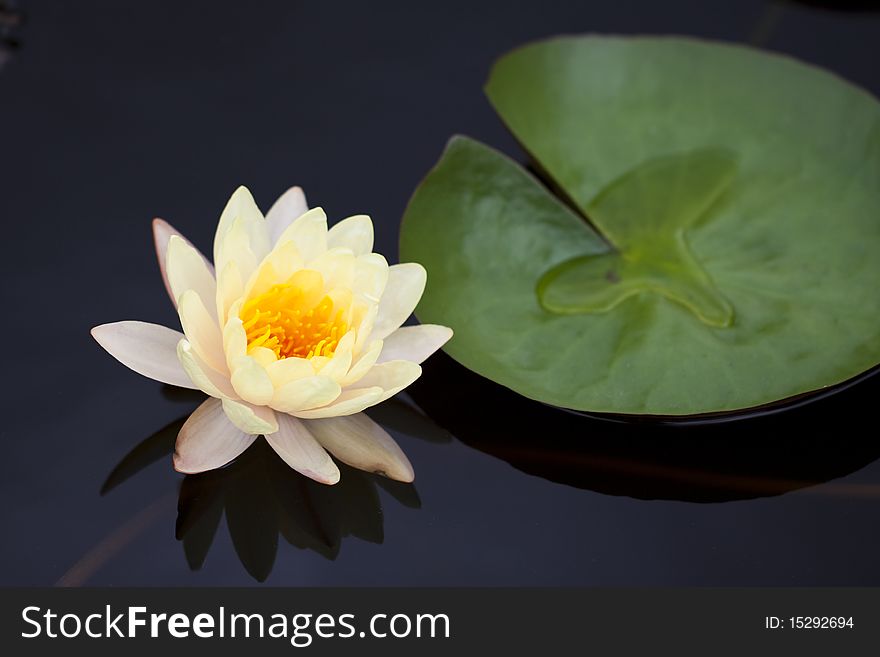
[302,467,341,486]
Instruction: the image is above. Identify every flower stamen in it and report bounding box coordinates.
[239,275,348,360]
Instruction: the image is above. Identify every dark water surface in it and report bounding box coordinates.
[2,0,879,585]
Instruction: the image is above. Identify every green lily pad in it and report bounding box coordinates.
[400,36,880,416]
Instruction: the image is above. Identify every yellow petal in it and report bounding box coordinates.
[221,397,278,434]
[213,186,267,269]
[265,186,308,245]
[216,216,260,285]
[265,356,316,387]
[243,239,303,300]
[174,398,256,473]
[176,338,237,399]
[314,331,356,382]
[270,375,342,413]
[91,321,196,388]
[274,207,327,264]
[230,355,275,406]
[249,346,277,368]
[372,263,426,340]
[178,289,226,374]
[351,301,378,353]
[351,253,389,302]
[327,214,374,256]
[308,247,356,291]
[354,360,422,403]
[303,412,413,482]
[222,301,247,372]
[265,413,340,485]
[215,260,243,326]
[339,339,382,386]
[377,324,453,364]
[166,235,217,321]
[292,386,383,419]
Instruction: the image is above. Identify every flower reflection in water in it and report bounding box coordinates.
[102,393,440,582]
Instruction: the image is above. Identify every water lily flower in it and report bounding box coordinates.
[91,186,452,485]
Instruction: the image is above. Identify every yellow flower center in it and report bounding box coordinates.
[240,271,348,360]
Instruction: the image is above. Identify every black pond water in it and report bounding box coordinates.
[1,0,879,585]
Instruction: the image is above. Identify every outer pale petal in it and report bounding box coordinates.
[327,214,373,256]
[265,186,308,246]
[91,321,196,389]
[177,339,238,399]
[230,355,275,406]
[174,398,257,474]
[355,360,422,403]
[178,289,227,374]
[292,387,384,419]
[265,413,340,485]
[377,325,453,364]
[166,235,217,321]
[221,398,279,435]
[274,207,328,264]
[372,263,426,340]
[153,218,214,308]
[270,376,342,413]
[303,413,414,482]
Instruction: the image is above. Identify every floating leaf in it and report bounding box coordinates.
[400,36,880,416]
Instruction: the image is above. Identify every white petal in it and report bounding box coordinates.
[91,321,196,389]
[178,289,227,374]
[378,325,452,364]
[230,355,275,405]
[355,360,422,403]
[166,235,217,321]
[372,263,426,340]
[174,398,256,474]
[270,375,342,413]
[274,207,328,264]
[221,398,279,434]
[352,253,389,302]
[327,214,374,256]
[265,186,308,245]
[153,218,213,308]
[292,386,384,419]
[340,339,382,386]
[303,413,414,482]
[265,413,340,484]
[177,339,238,399]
